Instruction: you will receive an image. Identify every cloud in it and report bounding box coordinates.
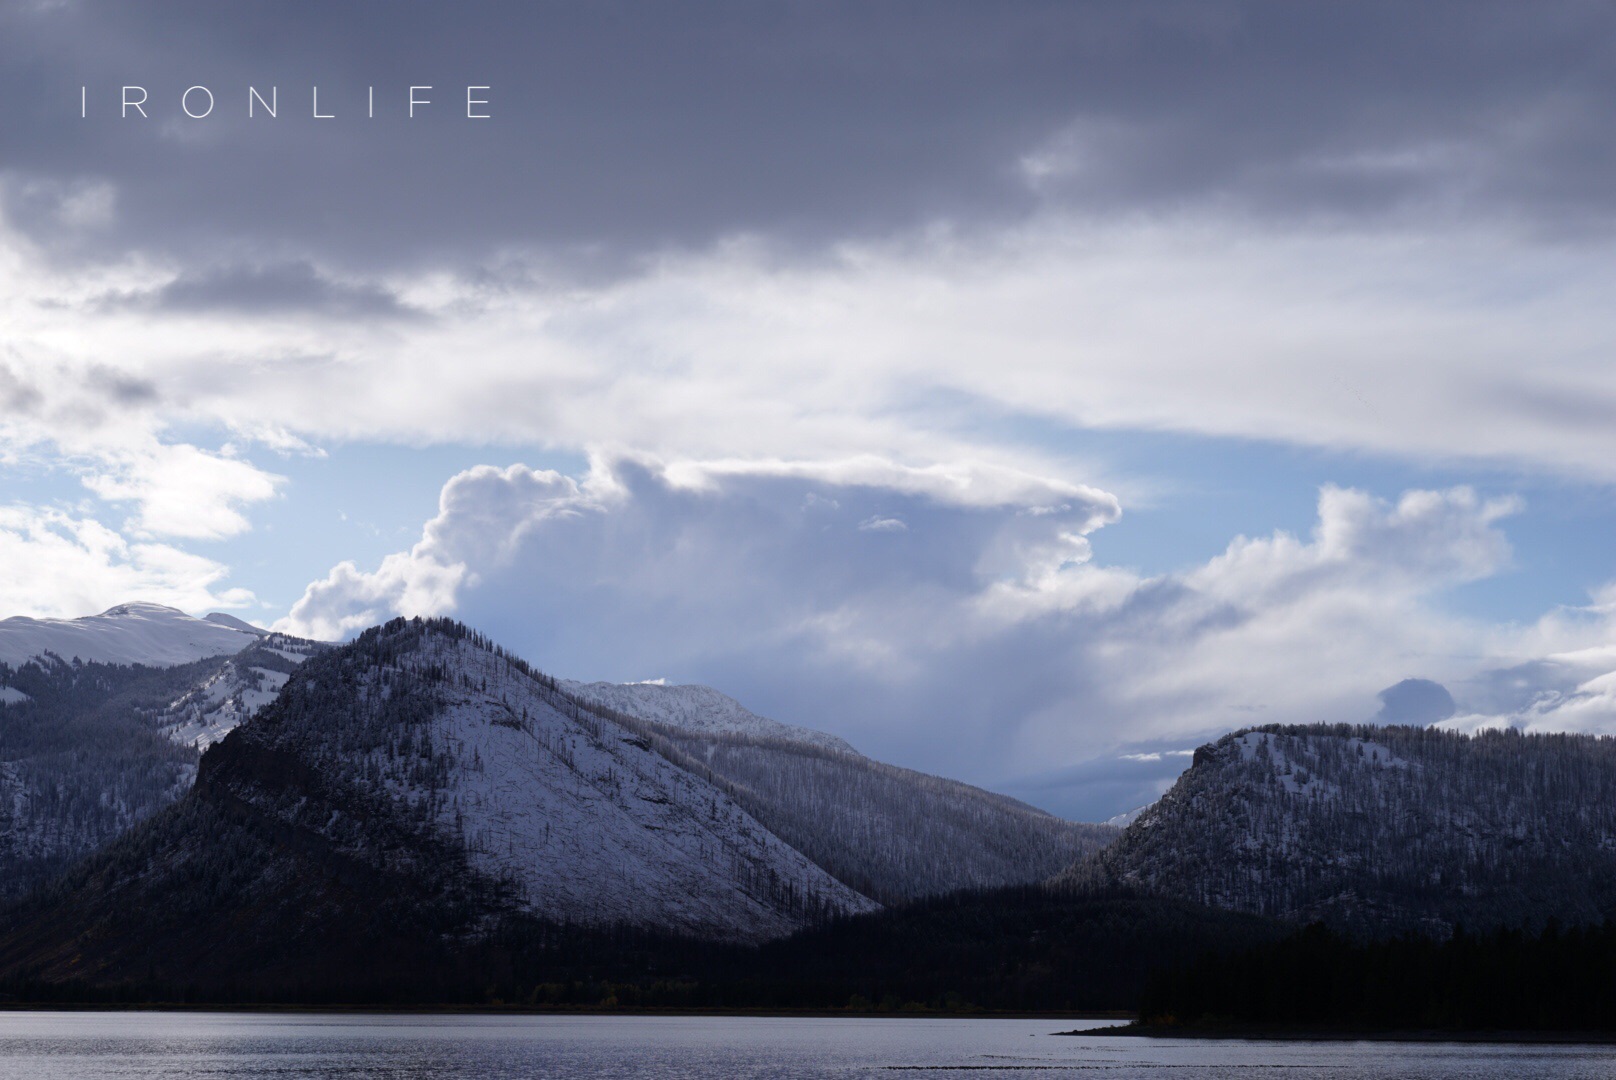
[278,466,1538,816]
[0,361,43,415]
[13,199,1616,493]
[281,464,591,640]
[1189,486,1520,604]
[9,2,1616,271]
[0,504,254,620]
[79,440,284,540]
[279,455,1118,642]
[1436,586,1616,738]
[130,262,419,319]
[1374,678,1457,725]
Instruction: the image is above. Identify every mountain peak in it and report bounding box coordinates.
[96,602,188,619]
[0,602,264,669]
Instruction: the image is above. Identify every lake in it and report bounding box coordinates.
[1,1012,1614,1078]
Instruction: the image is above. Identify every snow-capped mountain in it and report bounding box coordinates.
[1,607,1111,963]
[1072,724,1616,936]
[683,734,1114,904]
[0,603,264,669]
[0,618,879,985]
[562,680,858,753]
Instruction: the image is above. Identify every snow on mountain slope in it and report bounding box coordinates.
[565,677,1116,904]
[563,679,857,754]
[202,612,268,636]
[157,636,322,749]
[0,620,883,986]
[209,618,877,940]
[0,603,263,669]
[0,631,325,902]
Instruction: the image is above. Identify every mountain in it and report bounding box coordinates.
[1,604,1107,935]
[0,633,324,903]
[0,603,264,669]
[1074,724,1616,936]
[569,681,1115,905]
[0,618,880,988]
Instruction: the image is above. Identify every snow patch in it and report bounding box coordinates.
[1105,803,1152,829]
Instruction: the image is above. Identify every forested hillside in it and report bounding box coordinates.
[0,655,221,902]
[657,731,1114,903]
[1139,920,1616,1033]
[0,618,878,989]
[0,635,324,902]
[570,681,1115,903]
[1078,724,1616,936]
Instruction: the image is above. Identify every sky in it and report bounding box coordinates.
[5,0,1616,819]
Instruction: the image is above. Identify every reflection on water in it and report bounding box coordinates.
[0,1012,1614,1079]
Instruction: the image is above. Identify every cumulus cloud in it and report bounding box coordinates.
[279,455,1118,642]
[282,465,594,640]
[277,465,1543,816]
[0,505,254,619]
[1189,486,1520,603]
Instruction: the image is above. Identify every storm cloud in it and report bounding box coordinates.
[6,1,1616,276]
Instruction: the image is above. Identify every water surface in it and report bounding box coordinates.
[1,1012,1613,1078]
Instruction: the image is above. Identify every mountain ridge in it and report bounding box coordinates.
[1074,723,1616,936]
[0,603,265,669]
[0,617,883,987]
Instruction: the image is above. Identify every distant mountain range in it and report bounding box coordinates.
[11,604,1616,1001]
[0,609,1113,987]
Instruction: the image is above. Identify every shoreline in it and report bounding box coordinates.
[1077,1022,1616,1045]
